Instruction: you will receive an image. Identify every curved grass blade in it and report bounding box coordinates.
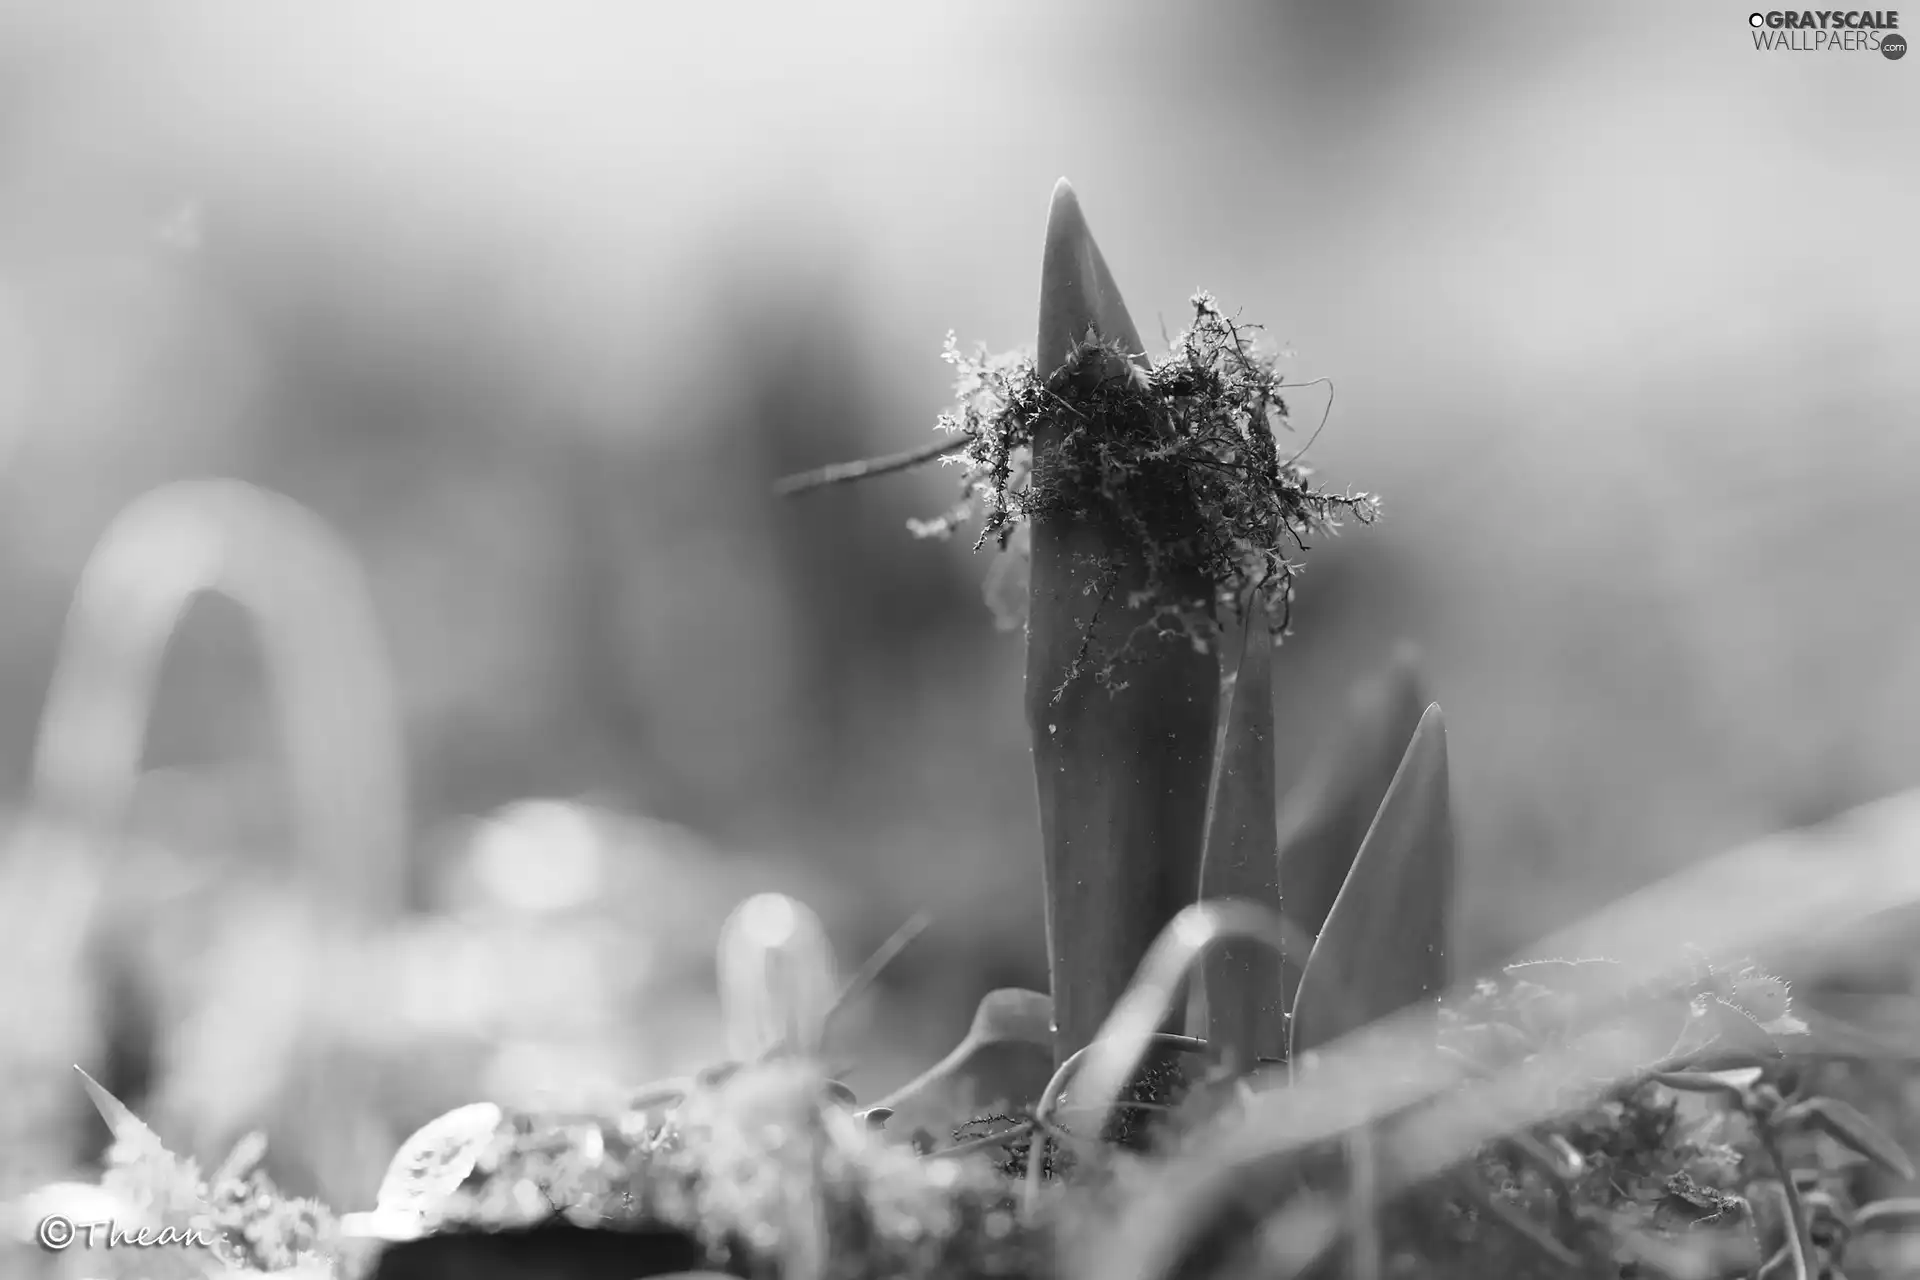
[1028,178,1220,1066]
[1275,646,1427,1018]
[1062,901,1300,1142]
[1195,616,1284,1069]
[1290,702,1454,1062]
[34,478,407,918]
[1855,1198,1920,1232]
[1024,1031,1220,1217]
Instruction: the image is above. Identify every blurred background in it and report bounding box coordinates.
[0,0,1914,1214]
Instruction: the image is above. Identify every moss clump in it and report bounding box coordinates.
[910,293,1378,674]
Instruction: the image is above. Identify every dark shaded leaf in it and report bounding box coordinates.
[1196,618,1284,1067]
[1275,646,1427,1017]
[1780,1095,1917,1181]
[1290,703,1454,1059]
[1028,178,1220,1064]
[1791,995,1920,1061]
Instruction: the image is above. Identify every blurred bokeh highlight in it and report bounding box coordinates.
[0,0,1913,1212]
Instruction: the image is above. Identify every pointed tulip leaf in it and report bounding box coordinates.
[1290,703,1455,1061]
[877,988,1056,1149]
[1028,179,1219,1065]
[1037,178,1146,374]
[1197,619,1285,1067]
[1276,646,1427,1016]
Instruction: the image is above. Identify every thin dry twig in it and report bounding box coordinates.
[821,910,935,1047]
[929,1121,1037,1161]
[773,436,973,496]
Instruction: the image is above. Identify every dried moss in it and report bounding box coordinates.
[909,294,1378,661]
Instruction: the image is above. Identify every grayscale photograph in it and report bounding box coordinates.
[0,4,1913,1278]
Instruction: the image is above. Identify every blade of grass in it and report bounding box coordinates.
[1284,702,1454,1276]
[1028,179,1220,1066]
[1061,901,1299,1143]
[816,909,933,1054]
[1290,703,1454,1061]
[1274,646,1427,1018]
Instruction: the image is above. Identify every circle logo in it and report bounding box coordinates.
[1884,32,1908,59]
[37,1215,75,1251]
[1749,12,1767,27]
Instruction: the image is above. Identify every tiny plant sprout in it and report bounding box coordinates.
[717,893,841,1064]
